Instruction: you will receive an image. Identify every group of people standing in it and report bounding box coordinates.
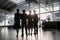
[13,9,38,38]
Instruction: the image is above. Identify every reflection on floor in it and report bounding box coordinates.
[0,27,60,40]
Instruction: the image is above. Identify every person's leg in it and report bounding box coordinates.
[35,23,38,34]
[22,27,24,37]
[36,24,38,34]
[25,27,28,36]
[21,25,24,37]
[16,29,19,38]
[34,24,37,35]
[34,24,38,35]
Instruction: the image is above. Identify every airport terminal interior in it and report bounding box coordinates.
[0,0,60,40]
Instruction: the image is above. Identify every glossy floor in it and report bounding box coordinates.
[0,27,60,40]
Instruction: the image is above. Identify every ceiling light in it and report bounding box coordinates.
[11,0,25,3]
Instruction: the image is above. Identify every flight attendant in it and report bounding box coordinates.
[21,10,27,37]
[27,11,33,35]
[33,10,38,35]
[14,9,22,38]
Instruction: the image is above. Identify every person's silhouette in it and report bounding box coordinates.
[33,10,38,35]
[14,9,21,38]
[27,11,33,35]
[21,10,27,37]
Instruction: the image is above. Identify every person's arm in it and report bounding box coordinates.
[36,14,38,23]
[19,14,22,19]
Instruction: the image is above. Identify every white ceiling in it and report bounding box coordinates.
[0,0,59,11]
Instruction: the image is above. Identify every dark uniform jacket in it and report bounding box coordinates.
[32,14,38,27]
[21,13,27,27]
[14,13,22,29]
[28,14,33,27]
